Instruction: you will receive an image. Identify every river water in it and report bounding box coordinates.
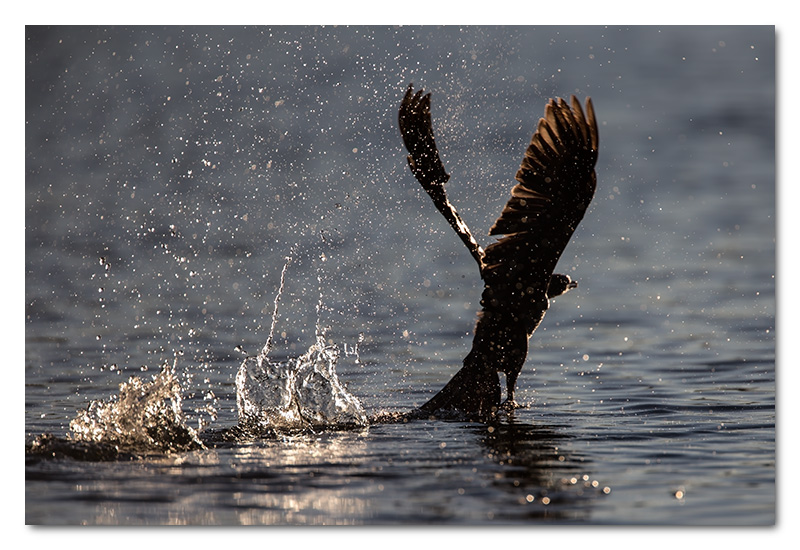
[25,26,775,527]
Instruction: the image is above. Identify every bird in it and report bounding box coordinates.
[398,83,598,416]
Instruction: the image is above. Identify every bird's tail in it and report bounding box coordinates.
[417,353,501,417]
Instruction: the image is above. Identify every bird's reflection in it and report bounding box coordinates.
[465,414,606,521]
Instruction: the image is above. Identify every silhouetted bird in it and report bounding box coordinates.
[398,84,598,416]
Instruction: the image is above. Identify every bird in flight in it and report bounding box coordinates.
[398,83,599,416]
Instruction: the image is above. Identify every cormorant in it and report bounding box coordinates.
[398,84,598,416]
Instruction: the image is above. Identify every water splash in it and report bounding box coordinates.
[29,250,368,461]
[260,248,293,358]
[235,253,368,431]
[68,358,205,454]
[236,329,368,431]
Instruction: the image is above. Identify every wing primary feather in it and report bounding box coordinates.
[586,97,599,150]
[398,84,486,269]
[569,95,590,143]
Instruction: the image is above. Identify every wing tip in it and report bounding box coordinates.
[584,96,598,149]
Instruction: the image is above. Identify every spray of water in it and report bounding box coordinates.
[260,249,293,358]
[235,252,368,431]
[68,358,205,453]
[33,249,367,461]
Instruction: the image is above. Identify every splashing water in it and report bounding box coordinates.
[31,251,367,461]
[234,253,368,431]
[68,359,205,454]
[235,329,368,431]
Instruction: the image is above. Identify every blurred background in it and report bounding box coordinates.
[25,25,774,405]
[24,25,776,525]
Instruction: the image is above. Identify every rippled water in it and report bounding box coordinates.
[25,26,775,526]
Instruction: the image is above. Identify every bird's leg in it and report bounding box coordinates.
[501,368,522,410]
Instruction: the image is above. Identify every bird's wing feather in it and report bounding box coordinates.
[398,83,450,189]
[400,89,600,416]
[489,96,598,238]
[398,84,485,267]
[479,96,598,339]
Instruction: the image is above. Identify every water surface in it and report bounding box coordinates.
[25,25,775,526]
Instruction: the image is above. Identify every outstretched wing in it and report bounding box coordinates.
[410,93,599,416]
[490,96,598,238]
[399,84,485,267]
[481,96,598,327]
[398,83,450,190]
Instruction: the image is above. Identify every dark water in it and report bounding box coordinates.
[25,26,775,526]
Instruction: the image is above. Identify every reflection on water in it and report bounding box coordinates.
[220,433,372,525]
[473,419,608,521]
[27,413,614,525]
[25,25,774,525]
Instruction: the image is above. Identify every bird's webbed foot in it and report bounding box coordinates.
[499,399,523,411]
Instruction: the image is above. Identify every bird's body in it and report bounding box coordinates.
[398,84,598,416]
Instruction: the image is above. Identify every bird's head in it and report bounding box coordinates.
[547,274,578,298]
